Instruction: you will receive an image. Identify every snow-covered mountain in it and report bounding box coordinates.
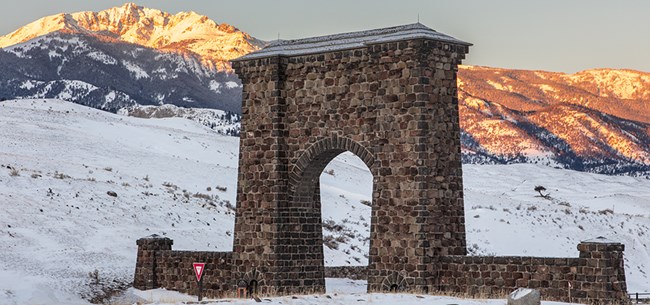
[459,65,650,174]
[0,3,262,113]
[0,2,263,72]
[2,99,650,304]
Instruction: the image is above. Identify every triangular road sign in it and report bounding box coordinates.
[193,262,205,282]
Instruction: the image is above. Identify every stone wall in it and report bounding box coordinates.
[154,250,233,298]
[134,236,234,298]
[434,240,627,304]
[324,266,368,280]
[134,237,627,304]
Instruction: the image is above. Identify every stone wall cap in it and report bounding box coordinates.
[139,234,171,240]
[581,236,620,244]
[233,23,471,61]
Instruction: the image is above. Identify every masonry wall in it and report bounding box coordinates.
[134,237,627,304]
[434,241,627,304]
[154,250,233,298]
[134,236,234,298]
[324,266,368,280]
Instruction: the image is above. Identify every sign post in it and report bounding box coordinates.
[193,262,205,302]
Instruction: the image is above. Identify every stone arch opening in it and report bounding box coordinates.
[319,151,373,269]
[276,137,376,292]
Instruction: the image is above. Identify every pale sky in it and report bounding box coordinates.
[1,0,649,73]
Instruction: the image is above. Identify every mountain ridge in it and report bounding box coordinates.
[0,2,264,72]
[458,65,650,174]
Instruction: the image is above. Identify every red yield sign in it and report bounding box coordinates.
[193,263,205,282]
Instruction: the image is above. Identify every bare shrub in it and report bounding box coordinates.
[323,219,343,232]
[81,269,129,304]
[599,209,614,215]
[193,193,212,200]
[323,235,338,250]
[162,182,178,191]
[9,168,19,176]
[223,200,235,211]
[54,171,71,179]
[534,185,549,198]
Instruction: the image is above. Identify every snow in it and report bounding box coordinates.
[19,80,39,90]
[104,91,116,103]
[582,236,618,244]
[86,51,117,65]
[0,99,238,304]
[122,60,150,79]
[118,280,573,305]
[209,80,222,93]
[486,79,509,91]
[31,80,98,100]
[3,35,87,59]
[1,99,650,304]
[567,69,650,100]
[538,83,557,93]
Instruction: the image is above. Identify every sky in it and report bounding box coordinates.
[1,0,649,73]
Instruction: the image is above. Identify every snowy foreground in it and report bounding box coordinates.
[1,99,649,304]
[114,278,574,305]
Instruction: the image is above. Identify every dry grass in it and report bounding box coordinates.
[9,168,19,176]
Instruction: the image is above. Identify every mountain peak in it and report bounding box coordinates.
[122,2,139,9]
[0,3,264,71]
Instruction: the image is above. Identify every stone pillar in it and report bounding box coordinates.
[577,237,627,302]
[133,234,173,290]
[231,55,293,294]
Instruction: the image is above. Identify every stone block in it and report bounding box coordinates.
[508,288,541,305]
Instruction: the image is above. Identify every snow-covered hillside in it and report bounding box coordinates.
[118,103,241,136]
[1,99,649,304]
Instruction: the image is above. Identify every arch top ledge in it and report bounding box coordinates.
[232,23,471,62]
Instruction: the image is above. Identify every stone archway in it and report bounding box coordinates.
[282,137,375,292]
[134,24,630,304]
[231,23,470,295]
